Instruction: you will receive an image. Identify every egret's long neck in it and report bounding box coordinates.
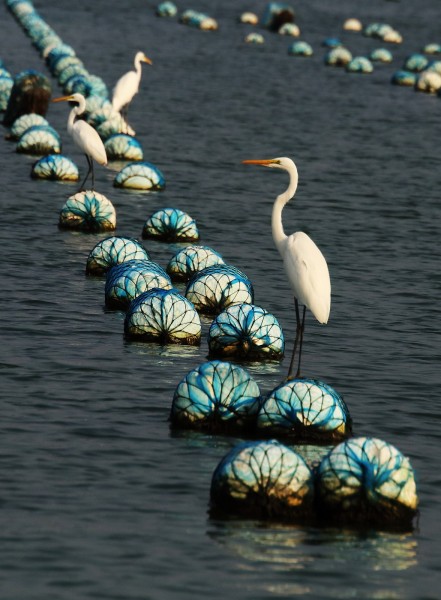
[67,107,77,136]
[272,164,299,254]
[134,56,142,76]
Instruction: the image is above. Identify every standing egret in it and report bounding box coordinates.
[52,93,107,191]
[112,52,153,118]
[242,157,331,379]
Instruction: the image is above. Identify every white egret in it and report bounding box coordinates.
[242,157,331,379]
[52,92,107,191]
[112,51,153,117]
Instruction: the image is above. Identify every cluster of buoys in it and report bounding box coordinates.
[2,0,420,531]
[4,0,165,195]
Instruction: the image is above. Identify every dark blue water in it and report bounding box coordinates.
[1,0,440,598]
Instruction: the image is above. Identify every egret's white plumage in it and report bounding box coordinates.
[112,51,152,113]
[53,92,107,191]
[243,157,331,378]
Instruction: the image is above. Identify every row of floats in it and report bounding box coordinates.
[155,1,441,93]
[3,0,419,529]
[3,0,165,190]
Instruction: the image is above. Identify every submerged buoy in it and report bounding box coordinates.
[124,288,201,345]
[114,161,165,190]
[208,302,284,360]
[316,437,418,528]
[105,259,172,310]
[210,440,315,520]
[170,360,262,432]
[185,265,254,314]
[166,244,225,282]
[59,190,116,232]
[142,208,199,242]
[86,236,150,276]
[403,53,429,72]
[245,32,265,44]
[31,154,79,181]
[256,378,352,442]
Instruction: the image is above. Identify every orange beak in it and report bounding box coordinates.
[142,55,153,65]
[242,159,275,166]
[52,95,75,103]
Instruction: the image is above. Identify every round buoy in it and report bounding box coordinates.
[59,190,116,232]
[288,41,313,56]
[245,33,265,44]
[31,154,79,181]
[316,437,418,528]
[104,134,143,161]
[124,288,201,345]
[279,23,300,37]
[256,378,352,442]
[391,70,417,86]
[156,1,177,17]
[415,70,441,93]
[324,47,352,66]
[142,208,199,242]
[369,48,393,63]
[114,161,165,190]
[343,18,362,32]
[16,124,61,155]
[170,360,262,432]
[208,302,284,360]
[86,236,150,276]
[346,57,374,73]
[105,259,172,310]
[166,245,225,281]
[403,53,429,72]
[210,440,315,520]
[7,113,49,140]
[185,265,254,314]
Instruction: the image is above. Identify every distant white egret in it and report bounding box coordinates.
[52,92,107,191]
[112,51,152,117]
[243,157,331,379]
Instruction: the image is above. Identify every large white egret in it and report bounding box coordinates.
[242,157,331,379]
[112,51,153,116]
[52,93,107,191]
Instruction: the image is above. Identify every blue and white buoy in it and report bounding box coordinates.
[166,245,225,282]
[142,208,199,242]
[59,190,116,232]
[114,161,165,190]
[31,154,79,181]
[86,236,150,276]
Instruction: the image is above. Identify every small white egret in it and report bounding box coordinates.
[52,92,107,191]
[243,157,331,379]
[112,51,153,117]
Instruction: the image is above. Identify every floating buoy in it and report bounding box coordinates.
[180,10,218,30]
[239,12,258,25]
[59,190,116,232]
[7,112,49,140]
[288,41,313,56]
[256,378,352,442]
[16,124,61,155]
[104,133,143,161]
[278,22,300,36]
[262,2,296,32]
[86,236,150,276]
[343,18,362,32]
[0,76,13,111]
[50,55,84,78]
[58,65,89,88]
[156,1,177,17]
[324,46,352,66]
[346,57,374,73]
[208,302,284,360]
[415,70,441,93]
[31,154,79,181]
[390,70,417,86]
[422,43,441,55]
[166,245,225,282]
[185,265,254,315]
[114,161,165,190]
[210,440,315,520]
[369,48,393,63]
[322,37,341,48]
[124,288,201,345]
[403,53,429,72]
[142,208,199,242]
[105,259,172,310]
[3,69,51,127]
[245,32,265,44]
[96,115,135,140]
[316,437,418,528]
[170,360,262,432]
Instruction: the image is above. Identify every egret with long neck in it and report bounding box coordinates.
[112,51,152,116]
[53,92,107,191]
[243,157,331,379]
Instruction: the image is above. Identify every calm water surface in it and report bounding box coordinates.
[0,0,440,598]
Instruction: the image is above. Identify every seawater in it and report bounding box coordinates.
[0,0,440,598]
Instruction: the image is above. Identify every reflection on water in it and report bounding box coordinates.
[208,520,418,596]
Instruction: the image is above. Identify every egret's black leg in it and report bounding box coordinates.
[286,298,302,381]
[295,306,306,379]
[79,154,93,191]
